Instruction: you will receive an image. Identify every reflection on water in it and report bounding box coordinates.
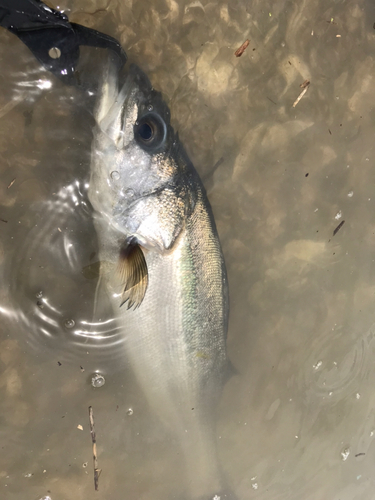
[1,0,375,499]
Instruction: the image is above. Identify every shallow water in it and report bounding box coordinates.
[1,0,375,499]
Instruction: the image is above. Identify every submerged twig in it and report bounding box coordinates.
[292,80,310,108]
[88,406,102,491]
[234,39,250,57]
[7,178,16,189]
[333,220,345,236]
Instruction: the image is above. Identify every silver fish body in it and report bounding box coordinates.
[88,61,229,499]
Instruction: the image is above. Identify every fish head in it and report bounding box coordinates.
[89,61,185,233]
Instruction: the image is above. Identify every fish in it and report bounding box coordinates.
[88,57,230,499]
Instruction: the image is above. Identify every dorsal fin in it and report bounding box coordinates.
[117,239,148,309]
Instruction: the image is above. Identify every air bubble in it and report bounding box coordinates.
[127,408,134,416]
[347,191,353,197]
[125,188,135,198]
[147,104,153,111]
[110,171,120,181]
[64,319,75,329]
[91,373,105,388]
[36,291,43,299]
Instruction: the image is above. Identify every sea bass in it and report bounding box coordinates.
[88,59,230,499]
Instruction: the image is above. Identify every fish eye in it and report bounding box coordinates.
[138,122,153,141]
[134,113,167,151]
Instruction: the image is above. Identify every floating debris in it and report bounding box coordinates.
[293,80,310,107]
[341,447,350,461]
[333,220,345,236]
[267,96,277,105]
[7,178,16,189]
[88,406,102,491]
[335,210,342,220]
[77,424,83,431]
[234,39,250,57]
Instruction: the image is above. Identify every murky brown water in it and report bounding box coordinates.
[1,0,375,499]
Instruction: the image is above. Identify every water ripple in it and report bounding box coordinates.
[304,323,375,403]
[4,181,126,371]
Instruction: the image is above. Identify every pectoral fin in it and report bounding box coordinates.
[118,239,148,309]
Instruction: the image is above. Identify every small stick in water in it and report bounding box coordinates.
[333,220,345,236]
[7,178,16,189]
[234,39,250,57]
[293,80,310,108]
[88,406,102,491]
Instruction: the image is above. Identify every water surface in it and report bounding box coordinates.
[1,0,375,499]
